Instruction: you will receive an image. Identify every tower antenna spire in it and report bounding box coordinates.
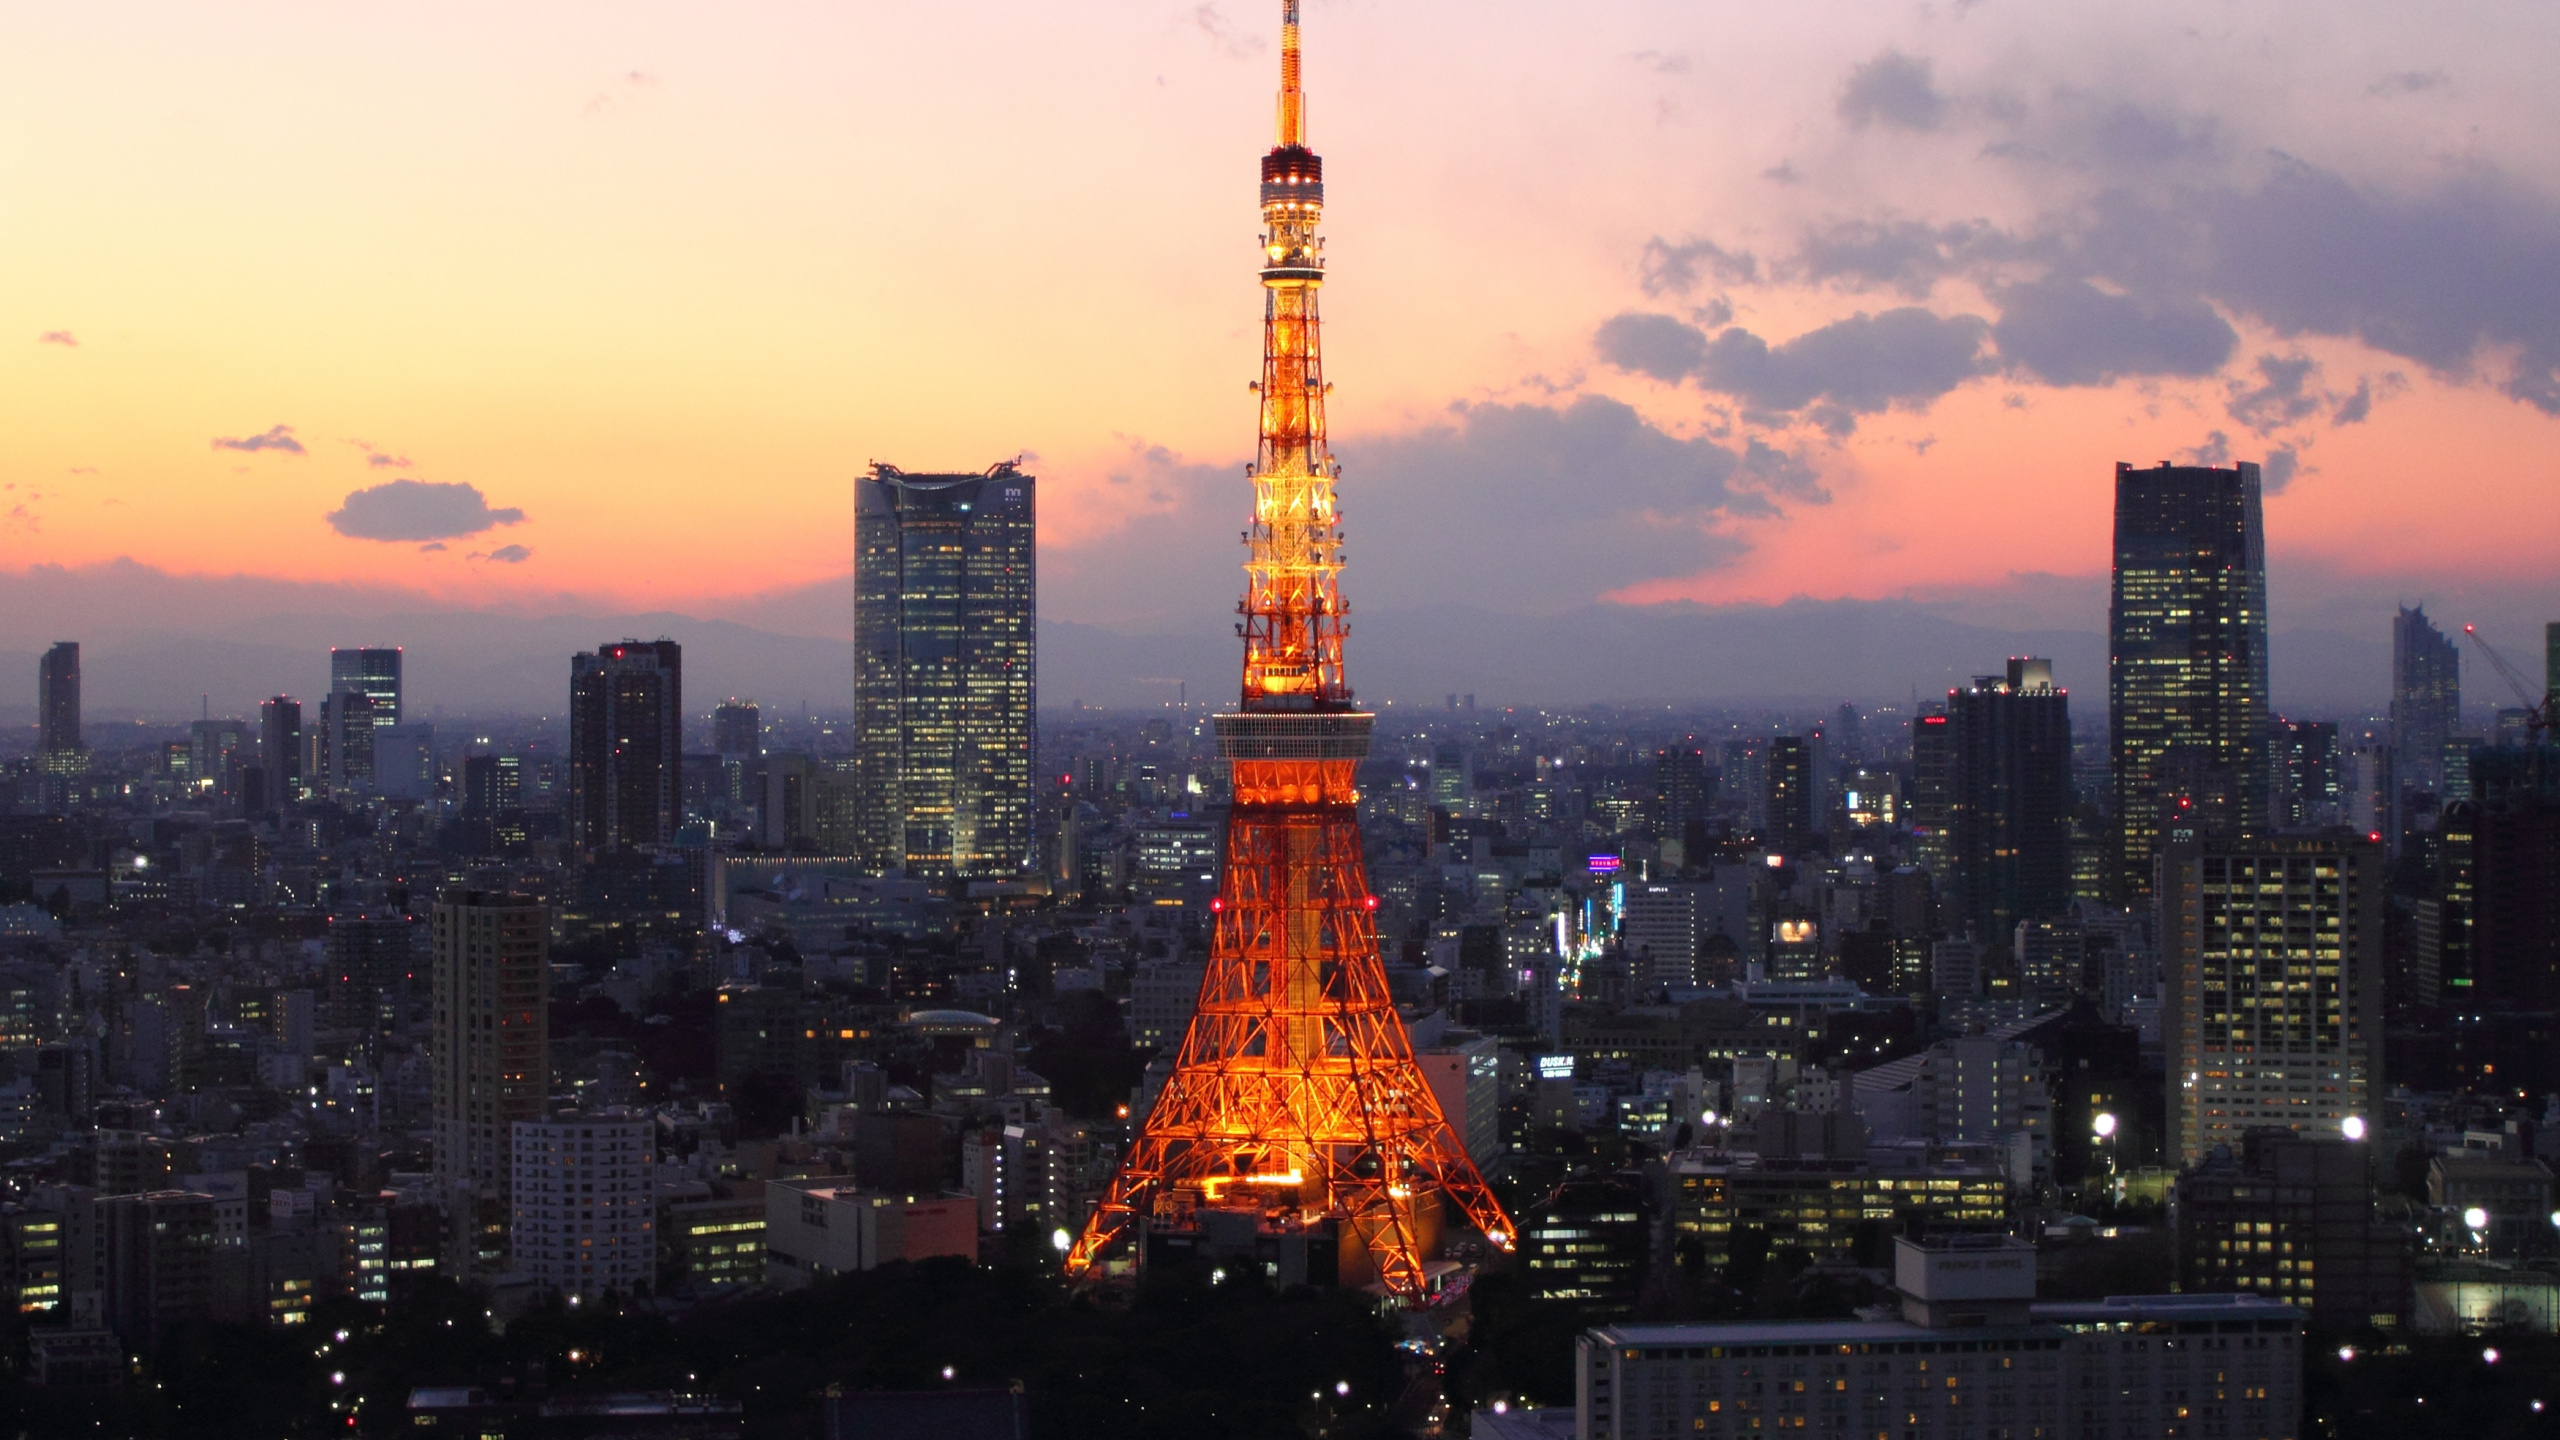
[1277,0,1305,147]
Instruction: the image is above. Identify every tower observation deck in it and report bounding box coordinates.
[1064,0,1516,1300]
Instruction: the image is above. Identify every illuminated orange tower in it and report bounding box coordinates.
[1065,0,1515,1299]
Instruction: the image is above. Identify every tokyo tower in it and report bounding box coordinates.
[1064,0,1515,1299]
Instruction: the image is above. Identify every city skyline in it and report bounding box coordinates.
[1,5,2557,1434]
[1,2,2555,672]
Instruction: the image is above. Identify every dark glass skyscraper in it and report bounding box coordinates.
[854,462,1035,880]
[2390,605,2460,792]
[37,642,79,756]
[330,647,402,725]
[569,640,683,854]
[712,700,761,759]
[259,696,302,805]
[2108,461,2270,901]
[1654,745,1707,849]
[1763,735,1812,857]
[1943,658,2072,946]
[1909,703,1952,885]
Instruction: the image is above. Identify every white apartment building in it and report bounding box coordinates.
[510,1111,655,1302]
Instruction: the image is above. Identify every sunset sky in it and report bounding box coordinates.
[3,0,2555,655]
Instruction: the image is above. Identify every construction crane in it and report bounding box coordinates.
[2461,624,2552,747]
[2461,624,2553,797]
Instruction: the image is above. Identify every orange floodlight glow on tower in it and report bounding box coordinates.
[1063,0,1515,1300]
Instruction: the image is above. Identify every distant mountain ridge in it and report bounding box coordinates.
[0,599,2387,724]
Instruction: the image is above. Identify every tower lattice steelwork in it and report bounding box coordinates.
[1065,0,1514,1299]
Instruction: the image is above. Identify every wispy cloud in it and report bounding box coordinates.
[1188,4,1265,59]
[345,439,414,469]
[478,543,532,564]
[36,331,77,348]
[211,424,306,455]
[583,69,661,116]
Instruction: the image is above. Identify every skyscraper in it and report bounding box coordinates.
[2160,834,2383,1167]
[258,696,302,805]
[1764,735,1812,857]
[568,640,683,854]
[1942,658,2072,946]
[1653,745,1706,849]
[429,888,549,1269]
[318,690,375,796]
[37,642,79,756]
[1908,703,1953,885]
[2108,461,2270,902]
[329,647,402,725]
[713,699,761,759]
[2390,605,2460,792]
[854,462,1035,880]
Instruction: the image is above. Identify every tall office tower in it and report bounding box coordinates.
[2269,718,2341,828]
[1720,738,1768,829]
[429,889,549,1268]
[568,640,683,854]
[329,646,403,726]
[1068,0,1513,1299]
[258,697,302,805]
[1909,703,1953,884]
[2108,461,2270,902]
[713,699,761,759]
[37,642,79,755]
[1653,746,1707,847]
[2390,605,2461,792]
[1943,658,2073,946]
[854,461,1035,880]
[315,690,377,795]
[2160,835,2383,1168]
[1763,735,1812,856]
[2431,751,2560,1012]
[1620,882,1707,991]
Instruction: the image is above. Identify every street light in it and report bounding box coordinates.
[2091,1113,2118,1139]
[2341,1115,2367,1142]
[2466,1207,2492,1234]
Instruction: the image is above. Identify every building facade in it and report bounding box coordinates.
[1942,658,2072,946]
[2161,836,2383,1168]
[2390,604,2461,793]
[38,642,79,757]
[1577,1238,2303,1440]
[2108,461,2270,902]
[1763,738,1812,858]
[2177,1127,2410,1326]
[762,1178,977,1284]
[2268,718,2340,829]
[853,461,1036,881]
[429,890,549,1266]
[1668,1154,2010,1268]
[509,1111,656,1302]
[329,646,403,727]
[568,639,683,854]
[258,696,303,806]
[713,700,761,759]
